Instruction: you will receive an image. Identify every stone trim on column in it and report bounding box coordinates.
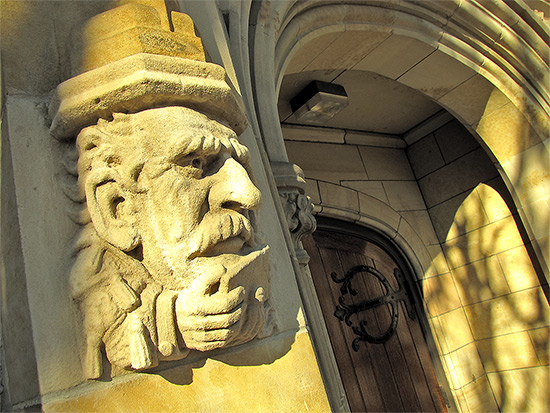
[271,161,316,266]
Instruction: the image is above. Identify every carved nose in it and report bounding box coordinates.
[209,158,261,211]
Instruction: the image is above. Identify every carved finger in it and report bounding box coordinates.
[177,303,244,331]
[177,285,245,316]
[184,327,239,348]
[188,263,228,295]
[183,339,228,353]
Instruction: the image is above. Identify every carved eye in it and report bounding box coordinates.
[191,158,203,169]
[174,152,221,178]
[175,154,205,172]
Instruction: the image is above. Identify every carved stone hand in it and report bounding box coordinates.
[175,264,247,352]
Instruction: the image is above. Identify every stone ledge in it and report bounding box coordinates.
[42,331,330,412]
[49,53,247,139]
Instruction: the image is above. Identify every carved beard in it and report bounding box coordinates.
[141,166,262,292]
[101,169,273,373]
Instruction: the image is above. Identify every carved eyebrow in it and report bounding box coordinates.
[170,133,224,162]
[229,137,250,165]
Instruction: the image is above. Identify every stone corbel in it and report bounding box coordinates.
[272,162,316,266]
[49,0,274,379]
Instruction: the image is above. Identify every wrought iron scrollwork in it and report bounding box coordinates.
[331,264,416,350]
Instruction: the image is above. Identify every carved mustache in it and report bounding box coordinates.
[186,211,253,258]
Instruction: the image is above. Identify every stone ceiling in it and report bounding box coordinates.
[278,69,442,136]
[277,1,549,140]
[277,31,448,140]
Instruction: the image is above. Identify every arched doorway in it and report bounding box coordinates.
[303,217,452,412]
[243,1,549,410]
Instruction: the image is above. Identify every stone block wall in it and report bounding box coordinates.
[284,132,439,250]
[0,85,41,411]
[283,126,442,281]
[285,117,549,412]
[408,119,550,412]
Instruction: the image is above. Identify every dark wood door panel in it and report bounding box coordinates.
[303,228,447,412]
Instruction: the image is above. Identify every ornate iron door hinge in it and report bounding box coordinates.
[331,264,416,350]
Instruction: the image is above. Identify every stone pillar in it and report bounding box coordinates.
[0,1,331,410]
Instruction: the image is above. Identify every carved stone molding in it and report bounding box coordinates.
[272,161,317,266]
[49,1,274,379]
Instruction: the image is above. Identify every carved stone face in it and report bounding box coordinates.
[74,106,272,376]
[132,107,271,351]
[134,108,263,290]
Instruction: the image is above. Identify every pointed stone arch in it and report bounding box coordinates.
[308,181,432,280]
[247,1,549,410]
[249,0,549,282]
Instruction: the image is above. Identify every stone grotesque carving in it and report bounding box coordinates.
[49,2,274,379]
[69,108,272,378]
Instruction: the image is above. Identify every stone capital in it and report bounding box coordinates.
[272,161,317,266]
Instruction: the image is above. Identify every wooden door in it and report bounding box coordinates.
[303,226,448,412]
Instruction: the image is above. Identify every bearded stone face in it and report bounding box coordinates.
[133,107,271,352]
[74,106,272,376]
[134,108,264,289]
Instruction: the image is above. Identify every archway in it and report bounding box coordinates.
[247,1,549,411]
[249,0,549,282]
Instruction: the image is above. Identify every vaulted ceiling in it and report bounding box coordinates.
[277,1,549,140]
[277,31,452,141]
